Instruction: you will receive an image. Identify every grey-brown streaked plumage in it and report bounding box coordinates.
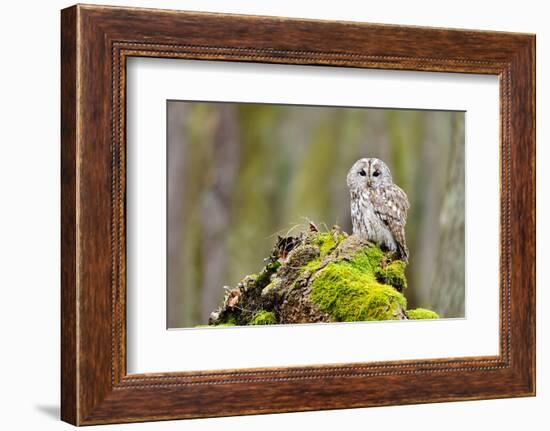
[346,158,410,263]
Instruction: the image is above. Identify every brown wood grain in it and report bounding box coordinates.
[60,5,78,425]
[61,4,535,425]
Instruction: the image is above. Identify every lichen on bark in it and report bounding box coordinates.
[208,225,438,326]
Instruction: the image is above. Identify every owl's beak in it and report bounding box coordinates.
[367,179,372,187]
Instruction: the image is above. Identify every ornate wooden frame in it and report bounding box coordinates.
[61,4,535,425]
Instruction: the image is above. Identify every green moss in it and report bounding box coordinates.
[267,260,282,272]
[375,260,408,291]
[212,315,237,327]
[310,247,406,322]
[202,322,236,327]
[406,308,439,320]
[313,232,345,257]
[255,260,281,288]
[303,257,322,272]
[249,310,277,325]
[263,279,279,293]
[348,246,385,272]
[262,277,284,298]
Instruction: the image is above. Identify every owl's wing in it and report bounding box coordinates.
[369,185,410,262]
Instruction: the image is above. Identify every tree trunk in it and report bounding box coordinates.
[167,103,188,328]
[199,105,240,322]
[209,227,438,326]
[429,114,465,317]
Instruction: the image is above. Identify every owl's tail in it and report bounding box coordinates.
[397,243,409,265]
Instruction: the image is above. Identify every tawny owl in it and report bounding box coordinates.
[347,158,410,263]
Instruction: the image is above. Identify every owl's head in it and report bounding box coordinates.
[346,158,393,191]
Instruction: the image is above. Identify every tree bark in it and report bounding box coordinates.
[167,103,188,328]
[200,105,240,322]
[429,114,466,317]
[209,227,438,326]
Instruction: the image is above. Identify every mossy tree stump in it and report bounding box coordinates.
[209,225,438,326]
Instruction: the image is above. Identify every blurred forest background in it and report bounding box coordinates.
[167,101,465,328]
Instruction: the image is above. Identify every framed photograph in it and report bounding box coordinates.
[61,4,535,425]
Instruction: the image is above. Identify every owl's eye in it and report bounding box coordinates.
[373,171,381,177]
[359,169,366,177]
